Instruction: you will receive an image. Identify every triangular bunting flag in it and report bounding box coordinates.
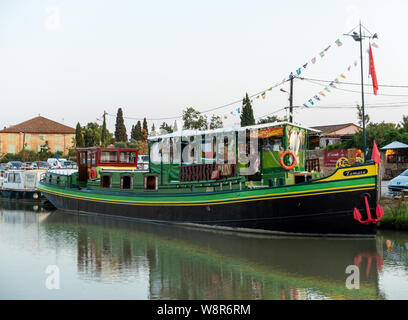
[311,57,316,64]
[335,39,343,47]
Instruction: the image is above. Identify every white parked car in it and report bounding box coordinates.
[137,155,149,170]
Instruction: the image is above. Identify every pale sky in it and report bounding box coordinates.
[1,0,408,133]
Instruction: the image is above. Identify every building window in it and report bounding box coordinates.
[121,175,133,190]
[24,145,30,151]
[8,134,14,140]
[100,175,112,188]
[37,145,41,152]
[8,145,15,154]
[40,135,46,140]
[25,134,30,140]
[55,145,61,152]
[55,136,62,141]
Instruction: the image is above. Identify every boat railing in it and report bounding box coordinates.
[179,163,237,182]
[305,158,320,172]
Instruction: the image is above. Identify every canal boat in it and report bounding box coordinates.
[1,168,47,200]
[38,122,383,237]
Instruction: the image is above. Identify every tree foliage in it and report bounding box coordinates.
[209,115,223,129]
[75,122,85,148]
[257,115,280,125]
[159,122,173,134]
[114,108,128,142]
[240,93,255,127]
[182,107,208,130]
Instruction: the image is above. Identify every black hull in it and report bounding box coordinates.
[41,188,377,237]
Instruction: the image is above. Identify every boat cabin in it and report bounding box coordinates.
[45,122,321,193]
[148,122,321,187]
[76,147,138,182]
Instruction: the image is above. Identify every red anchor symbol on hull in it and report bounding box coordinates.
[353,195,384,225]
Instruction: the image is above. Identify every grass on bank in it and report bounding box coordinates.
[379,198,408,230]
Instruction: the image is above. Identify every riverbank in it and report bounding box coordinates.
[378,198,408,230]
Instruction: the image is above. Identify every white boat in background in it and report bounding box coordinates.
[0,169,47,200]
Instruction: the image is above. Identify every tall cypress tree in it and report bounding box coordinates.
[101,112,109,146]
[114,108,128,142]
[240,93,256,127]
[75,122,85,147]
[173,120,178,132]
[142,118,148,139]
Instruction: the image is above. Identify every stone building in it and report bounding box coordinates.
[0,116,76,156]
[309,123,362,149]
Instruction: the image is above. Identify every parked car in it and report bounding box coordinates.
[61,160,77,168]
[388,169,408,192]
[6,161,23,169]
[137,155,149,170]
[47,158,67,169]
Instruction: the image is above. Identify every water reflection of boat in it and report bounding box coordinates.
[42,210,382,300]
[0,200,52,224]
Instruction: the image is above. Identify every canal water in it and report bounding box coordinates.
[0,200,407,300]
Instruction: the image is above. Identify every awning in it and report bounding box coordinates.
[380,141,408,150]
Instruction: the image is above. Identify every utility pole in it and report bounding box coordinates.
[289,77,294,123]
[359,22,367,158]
[344,22,377,160]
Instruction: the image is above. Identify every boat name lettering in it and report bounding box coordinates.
[343,169,368,177]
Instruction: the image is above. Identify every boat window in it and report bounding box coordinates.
[144,175,157,191]
[120,151,137,163]
[262,137,283,152]
[121,175,133,190]
[150,142,161,164]
[100,175,111,188]
[100,151,118,163]
[14,173,21,183]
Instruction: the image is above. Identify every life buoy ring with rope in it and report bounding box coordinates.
[279,150,298,170]
[89,168,97,180]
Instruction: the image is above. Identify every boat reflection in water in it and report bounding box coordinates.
[40,210,384,300]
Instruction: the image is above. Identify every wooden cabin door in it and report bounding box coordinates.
[78,150,88,182]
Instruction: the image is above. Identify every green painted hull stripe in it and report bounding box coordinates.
[38,176,376,206]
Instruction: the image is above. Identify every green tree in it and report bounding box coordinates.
[75,122,85,147]
[257,115,279,125]
[150,123,156,136]
[101,112,109,146]
[357,104,370,127]
[173,120,178,132]
[131,121,144,141]
[160,122,173,134]
[182,107,208,130]
[240,93,255,127]
[84,122,102,147]
[114,108,128,142]
[209,115,223,129]
[143,118,148,138]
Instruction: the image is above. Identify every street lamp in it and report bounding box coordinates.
[344,22,378,160]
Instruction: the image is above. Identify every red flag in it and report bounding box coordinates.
[371,140,381,165]
[369,43,378,95]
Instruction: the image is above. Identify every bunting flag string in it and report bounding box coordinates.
[215,34,362,121]
[299,58,360,108]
